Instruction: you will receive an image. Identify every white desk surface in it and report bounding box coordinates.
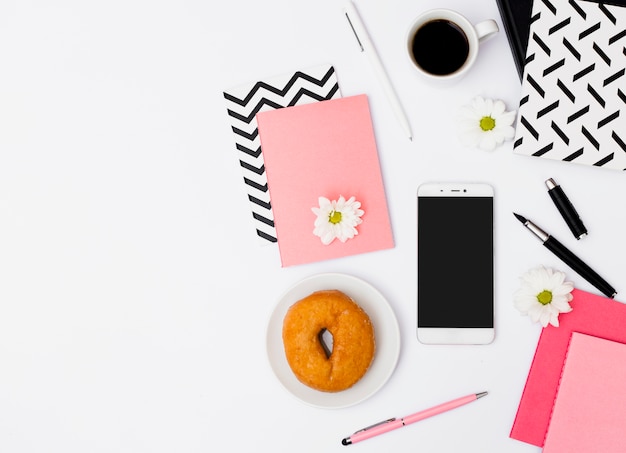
[1,1,624,452]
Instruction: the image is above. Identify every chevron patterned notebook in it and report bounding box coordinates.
[513,0,626,170]
[223,65,341,244]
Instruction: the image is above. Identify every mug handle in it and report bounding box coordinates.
[474,19,499,42]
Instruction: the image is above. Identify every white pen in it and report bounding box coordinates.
[344,0,413,140]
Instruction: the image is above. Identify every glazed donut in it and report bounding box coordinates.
[282,290,375,392]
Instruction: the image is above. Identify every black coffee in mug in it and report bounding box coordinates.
[411,19,470,75]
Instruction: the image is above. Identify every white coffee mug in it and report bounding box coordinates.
[406,9,498,83]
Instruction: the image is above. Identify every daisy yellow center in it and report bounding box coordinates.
[480,116,496,131]
[537,290,553,306]
[328,210,342,224]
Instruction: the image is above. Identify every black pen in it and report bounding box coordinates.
[545,178,588,240]
[513,213,616,298]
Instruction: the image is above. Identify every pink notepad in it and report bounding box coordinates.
[256,94,394,267]
[543,333,626,452]
[511,289,626,447]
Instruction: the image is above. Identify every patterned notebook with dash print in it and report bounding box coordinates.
[513,0,626,170]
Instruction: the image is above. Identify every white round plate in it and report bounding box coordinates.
[266,273,401,409]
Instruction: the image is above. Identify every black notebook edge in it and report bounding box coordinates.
[494,0,532,81]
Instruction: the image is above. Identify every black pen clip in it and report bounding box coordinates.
[354,418,396,434]
[345,13,364,51]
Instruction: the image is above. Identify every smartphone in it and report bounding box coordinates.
[417,183,494,344]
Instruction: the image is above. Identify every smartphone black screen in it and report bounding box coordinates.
[418,196,494,328]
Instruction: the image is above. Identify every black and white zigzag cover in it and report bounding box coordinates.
[223,65,341,244]
[513,0,626,170]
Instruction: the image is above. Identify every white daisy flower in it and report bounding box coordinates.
[458,96,516,151]
[513,266,574,328]
[312,196,364,245]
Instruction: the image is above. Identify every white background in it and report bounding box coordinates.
[1,0,625,452]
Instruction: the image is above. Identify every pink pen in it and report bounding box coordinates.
[341,392,488,446]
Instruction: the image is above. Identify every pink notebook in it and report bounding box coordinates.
[543,333,626,452]
[510,289,626,447]
[256,94,394,267]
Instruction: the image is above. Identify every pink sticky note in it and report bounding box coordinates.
[511,289,626,447]
[543,333,626,452]
[256,95,394,267]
